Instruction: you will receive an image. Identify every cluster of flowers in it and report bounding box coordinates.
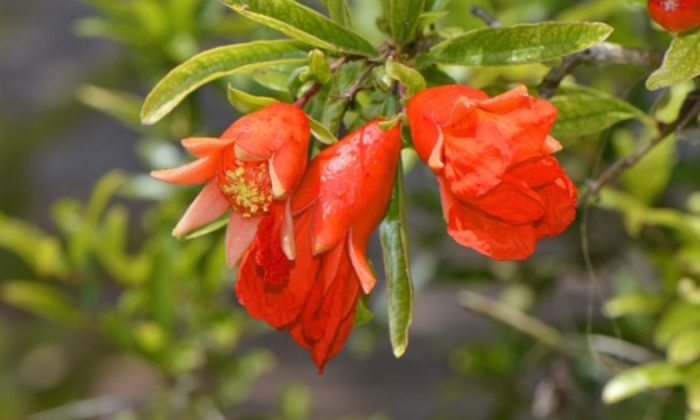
[153,85,577,372]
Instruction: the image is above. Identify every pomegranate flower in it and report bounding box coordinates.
[648,0,700,32]
[236,120,402,372]
[151,103,310,267]
[407,85,576,260]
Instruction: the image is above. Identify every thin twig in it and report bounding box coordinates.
[470,5,501,27]
[580,95,700,206]
[539,43,663,98]
[457,290,564,349]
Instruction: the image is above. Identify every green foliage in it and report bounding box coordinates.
[420,22,613,66]
[551,84,652,139]
[387,0,426,46]
[221,0,378,56]
[379,162,414,358]
[647,28,700,90]
[141,40,309,124]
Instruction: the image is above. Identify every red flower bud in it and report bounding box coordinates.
[151,103,310,267]
[235,120,402,372]
[407,85,576,260]
[648,0,700,32]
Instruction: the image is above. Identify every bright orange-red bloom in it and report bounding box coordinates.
[236,120,402,372]
[407,85,576,260]
[151,103,310,267]
[648,0,700,32]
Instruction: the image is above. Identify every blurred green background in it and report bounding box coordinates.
[1,0,700,419]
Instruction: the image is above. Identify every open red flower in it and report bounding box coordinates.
[407,85,576,260]
[151,103,310,267]
[648,0,700,32]
[236,120,402,372]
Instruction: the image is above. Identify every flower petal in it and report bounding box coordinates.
[535,175,577,237]
[470,180,545,225]
[439,178,538,260]
[225,212,261,268]
[151,156,218,185]
[181,137,233,157]
[347,228,378,294]
[280,198,296,260]
[172,179,229,237]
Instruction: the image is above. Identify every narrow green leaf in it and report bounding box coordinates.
[227,84,278,114]
[77,85,142,130]
[602,362,685,404]
[551,85,652,138]
[604,292,664,318]
[141,40,308,124]
[668,327,700,365]
[687,364,700,413]
[221,0,377,56]
[380,160,414,358]
[308,117,338,145]
[655,301,700,348]
[182,216,229,240]
[389,0,426,46]
[321,0,352,27]
[385,60,426,96]
[1,281,86,327]
[420,22,613,66]
[647,28,700,90]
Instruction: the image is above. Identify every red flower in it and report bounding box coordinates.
[151,103,310,267]
[407,85,576,260]
[648,0,700,32]
[236,120,402,372]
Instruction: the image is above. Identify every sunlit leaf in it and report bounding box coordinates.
[227,84,278,114]
[603,362,684,404]
[0,281,86,327]
[388,0,425,46]
[604,292,664,318]
[668,327,700,365]
[420,22,613,66]
[141,40,308,124]
[551,85,652,138]
[221,0,377,56]
[385,60,426,96]
[321,0,352,27]
[647,28,700,90]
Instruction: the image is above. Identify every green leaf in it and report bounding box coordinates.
[551,85,652,138]
[604,292,664,318]
[379,160,414,358]
[420,22,613,66]
[647,28,700,90]
[385,60,426,96]
[300,49,331,83]
[227,84,278,114]
[321,0,352,27]
[221,0,377,56]
[354,296,374,326]
[668,327,700,365]
[182,215,230,240]
[77,85,143,130]
[687,364,700,413]
[655,301,700,348]
[141,40,308,124]
[388,0,426,46]
[602,362,685,404]
[308,117,338,145]
[1,281,86,327]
